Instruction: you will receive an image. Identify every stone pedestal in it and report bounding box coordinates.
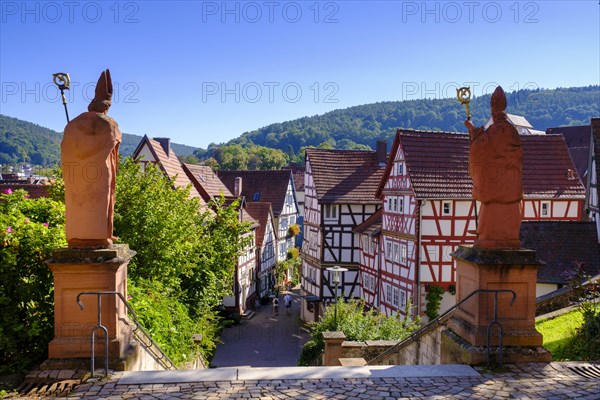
[45,245,136,364]
[323,331,346,366]
[446,245,551,364]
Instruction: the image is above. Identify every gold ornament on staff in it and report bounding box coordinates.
[456,86,471,120]
[53,72,71,122]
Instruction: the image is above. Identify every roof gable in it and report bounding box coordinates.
[396,129,586,199]
[183,164,232,203]
[546,125,592,181]
[217,170,293,216]
[305,148,385,204]
[244,202,276,247]
[132,136,203,202]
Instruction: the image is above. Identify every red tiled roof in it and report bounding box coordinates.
[305,149,385,204]
[0,183,50,199]
[593,119,600,211]
[397,130,585,200]
[520,221,600,284]
[546,125,591,182]
[244,202,275,247]
[217,170,293,217]
[288,169,305,192]
[183,164,232,203]
[133,136,204,203]
[353,208,382,236]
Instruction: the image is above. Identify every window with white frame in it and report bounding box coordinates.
[324,204,338,220]
[541,201,550,217]
[395,161,404,176]
[400,243,407,264]
[393,243,399,262]
[392,197,398,212]
[400,289,407,309]
[386,240,392,260]
[281,217,289,229]
[279,243,287,258]
[289,215,296,225]
[442,201,452,216]
[392,287,399,307]
[386,197,393,212]
[398,197,404,213]
[386,284,392,304]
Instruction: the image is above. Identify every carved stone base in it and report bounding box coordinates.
[449,245,544,348]
[441,329,551,365]
[46,245,136,361]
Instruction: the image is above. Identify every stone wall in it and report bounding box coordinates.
[334,323,446,366]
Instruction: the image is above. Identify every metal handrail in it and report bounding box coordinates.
[366,288,516,367]
[77,291,177,376]
[305,348,324,366]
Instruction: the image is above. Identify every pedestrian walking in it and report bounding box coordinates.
[284,293,292,315]
[272,297,279,316]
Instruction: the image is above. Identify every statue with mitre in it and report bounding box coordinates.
[61,69,121,248]
[464,86,523,249]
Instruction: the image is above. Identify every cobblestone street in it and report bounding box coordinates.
[212,289,308,367]
[58,362,599,400]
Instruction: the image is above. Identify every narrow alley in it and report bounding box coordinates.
[212,289,309,367]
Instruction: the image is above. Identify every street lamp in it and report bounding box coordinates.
[326,266,348,330]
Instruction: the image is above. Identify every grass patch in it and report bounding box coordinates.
[536,310,583,360]
[536,303,600,360]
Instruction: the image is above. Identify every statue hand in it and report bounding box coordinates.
[464,119,475,131]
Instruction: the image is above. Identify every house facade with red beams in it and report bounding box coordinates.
[300,145,386,322]
[356,129,586,319]
[245,202,278,300]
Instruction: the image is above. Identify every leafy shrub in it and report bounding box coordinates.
[563,273,600,361]
[128,280,201,365]
[0,189,66,372]
[298,298,420,366]
[425,285,445,320]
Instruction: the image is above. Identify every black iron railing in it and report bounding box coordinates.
[366,288,516,367]
[77,291,177,377]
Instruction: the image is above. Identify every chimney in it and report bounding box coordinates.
[376,140,387,166]
[154,137,171,157]
[234,177,243,197]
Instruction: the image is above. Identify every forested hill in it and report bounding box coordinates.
[224,86,600,158]
[0,114,197,167]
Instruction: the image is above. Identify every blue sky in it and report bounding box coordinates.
[1,1,599,149]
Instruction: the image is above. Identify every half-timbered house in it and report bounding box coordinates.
[588,119,600,240]
[218,170,300,264]
[245,202,278,300]
[364,129,586,318]
[300,145,386,322]
[132,136,204,204]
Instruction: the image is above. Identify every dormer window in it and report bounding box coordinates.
[253,192,260,201]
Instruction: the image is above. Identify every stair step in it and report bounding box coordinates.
[242,310,255,319]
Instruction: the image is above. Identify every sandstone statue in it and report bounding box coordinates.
[465,86,523,249]
[61,69,121,248]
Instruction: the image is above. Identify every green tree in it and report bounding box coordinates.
[114,158,249,361]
